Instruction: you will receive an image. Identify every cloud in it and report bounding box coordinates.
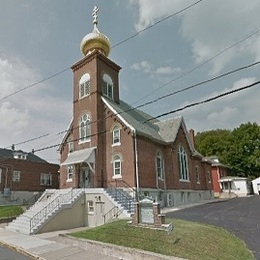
[131,60,152,73]
[0,56,71,162]
[177,77,260,131]
[131,0,260,75]
[156,66,181,75]
[131,60,181,78]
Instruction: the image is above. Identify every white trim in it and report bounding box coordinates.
[112,175,122,179]
[101,97,135,132]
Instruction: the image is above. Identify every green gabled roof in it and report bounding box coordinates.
[102,97,185,144]
[102,97,165,142]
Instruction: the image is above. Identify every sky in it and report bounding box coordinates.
[0,0,260,164]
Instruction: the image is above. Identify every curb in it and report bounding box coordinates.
[58,234,186,260]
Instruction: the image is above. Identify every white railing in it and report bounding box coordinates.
[29,189,84,233]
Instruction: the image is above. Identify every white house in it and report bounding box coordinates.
[219,176,252,197]
[252,177,260,195]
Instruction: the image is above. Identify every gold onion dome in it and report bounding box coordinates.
[80,6,110,57]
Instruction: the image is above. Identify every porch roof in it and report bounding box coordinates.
[61,147,96,166]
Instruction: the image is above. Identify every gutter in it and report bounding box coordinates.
[133,129,139,201]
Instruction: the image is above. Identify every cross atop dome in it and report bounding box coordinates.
[92,6,99,26]
[80,6,111,57]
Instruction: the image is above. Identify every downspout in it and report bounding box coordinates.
[133,129,139,201]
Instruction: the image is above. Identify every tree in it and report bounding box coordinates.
[195,122,260,178]
[195,129,232,165]
[227,122,260,177]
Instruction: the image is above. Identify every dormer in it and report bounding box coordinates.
[13,152,27,160]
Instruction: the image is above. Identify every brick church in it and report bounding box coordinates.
[59,7,213,207]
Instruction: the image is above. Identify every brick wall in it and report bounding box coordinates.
[0,159,59,192]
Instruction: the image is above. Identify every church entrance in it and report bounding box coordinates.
[80,166,91,188]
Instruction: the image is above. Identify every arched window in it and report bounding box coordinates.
[79,114,91,142]
[112,125,121,145]
[79,73,90,98]
[113,155,121,177]
[178,146,189,181]
[102,74,113,99]
[156,151,164,180]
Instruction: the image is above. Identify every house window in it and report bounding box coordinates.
[102,74,113,99]
[40,173,52,186]
[156,151,164,180]
[88,201,94,213]
[178,146,189,181]
[79,73,90,98]
[113,155,121,177]
[67,165,74,181]
[68,140,74,153]
[112,126,120,145]
[79,114,91,142]
[195,166,200,183]
[208,171,211,183]
[12,170,21,182]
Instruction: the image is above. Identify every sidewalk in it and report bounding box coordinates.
[0,223,120,260]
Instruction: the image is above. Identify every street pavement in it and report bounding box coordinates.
[0,244,31,260]
[165,195,260,260]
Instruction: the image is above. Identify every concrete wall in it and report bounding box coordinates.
[139,188,213,208]
[38,195,86,233]
[0,191,42,205]
[38,189,127,233]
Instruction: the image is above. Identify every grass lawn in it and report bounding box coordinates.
[0,205,24,219]
[70,218,254,260]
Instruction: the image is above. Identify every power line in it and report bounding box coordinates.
[0,1,203,102]
[9,60,260,149]
[135,60,260,109]
[33,79,260,153]
[132,28,260,105]
[112,0,203,48]
[146,80,260,121]
[0,67,70,101]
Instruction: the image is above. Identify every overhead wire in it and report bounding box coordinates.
[8,59,260,149]
[131,28,260,105]
[33,78,260,153]
[0,0,203,102]
[3,1,260,152]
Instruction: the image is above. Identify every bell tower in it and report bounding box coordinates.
[70,6,121,187]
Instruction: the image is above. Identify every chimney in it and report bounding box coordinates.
[11,144,15,151]
[189,129,195,148]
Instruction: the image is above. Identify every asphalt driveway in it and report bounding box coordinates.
[166,195,260,260]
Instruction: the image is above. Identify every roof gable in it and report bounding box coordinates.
[102,97,165,143]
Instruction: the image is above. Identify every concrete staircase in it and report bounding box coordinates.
[6,188,84,235]
[105,188,136,217]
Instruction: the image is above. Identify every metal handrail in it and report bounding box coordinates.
[103,205,118,223]
[29,189,83,233]
[115,179,138,201]
[113,188,135,212]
